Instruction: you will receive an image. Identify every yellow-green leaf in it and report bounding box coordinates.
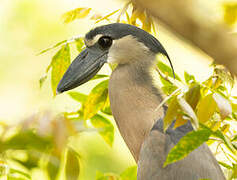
[51,44,71,96]
[75,38,84,52]
[223,3,237,26]
[65,148,80,180]
[84,80,109,119]
[157,61,181,81]
[120,166,137,180]
[196,95,217,123]
[90,114,114,147]
[164,96,179,132]
[177,97,199,129]
[184,71,195,84]
[212,93,232,119]
[164,129,212,167]
[184,84,200,109]
[62,8,91,23]
[68,92,87,104]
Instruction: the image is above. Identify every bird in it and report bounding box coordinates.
[56,23,225,180]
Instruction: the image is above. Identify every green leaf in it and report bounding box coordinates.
[37,40,67,55]
[84,80,109,119]
[120,166,137,180]
[8,168,31,179]
[184,71,195,84]
[101,96,112,115]
[68,92,87,104]
[75,38,84,52]
[0,130,52,151]
[51,44,71,96]
[196,95,217,123]
[163,96,179,132]
[90,74,109,81]
[212,93,232,119]
[65,148,80,180]
[218,161,233,169]
[164,129,212,167]
[47,155,60,180]
[223,3,237,26]
[62,8,91,23]
[157,61,181,81]
[161,85,177,95]
[184,84,201,109]
[90,114,114,147]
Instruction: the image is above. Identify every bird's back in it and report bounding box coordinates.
[137,118,226,180]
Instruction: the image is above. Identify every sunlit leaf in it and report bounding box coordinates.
[157,61,181,81]
[37,40,67,55]
[91,74,109,81]
[218,161,233,169]
[8,168,31,180]
[164,129,212,167]
[212,93,232,119]
[163,96,179,132]
[47,155,60,180]
[142,13,152,32]
[223,3,237,26]
[177,97,199,129]
[161,85,177,95]
[84,80,109,120]
[130,7,143,25]
[15,150,41,170]
[51,44,71,96]
[196,95,217,123]
[75,38,85,52]
[65,148,80,180]
[62,8,91,23]
[90,114,114,147]
[184,84,200,109]
[102,95,112,115]
[120,166,137,180]
[184,71,195,84]
[0,130,52,151]
[68,92,87,104]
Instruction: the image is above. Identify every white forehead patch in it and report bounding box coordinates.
[84,34,103,47]
[107,35,150,64]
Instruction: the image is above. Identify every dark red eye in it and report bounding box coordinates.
[98,36,113,49]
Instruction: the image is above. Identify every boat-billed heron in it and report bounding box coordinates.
[57,23,225,179]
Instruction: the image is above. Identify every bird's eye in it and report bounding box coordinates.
[98,36,113,49]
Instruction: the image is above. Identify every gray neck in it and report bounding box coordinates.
[108,60,165,162]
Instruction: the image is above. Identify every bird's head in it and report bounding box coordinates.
[57,23,174,94]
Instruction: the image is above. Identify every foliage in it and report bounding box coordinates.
[223,2,237,27]
[1,1,237,180]
[157,61,237,178]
